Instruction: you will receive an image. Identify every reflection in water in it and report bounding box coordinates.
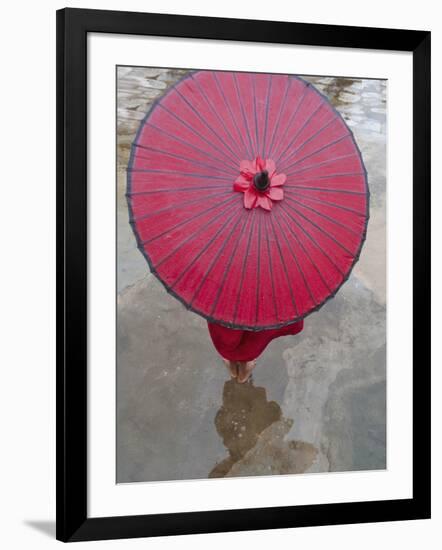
[320,77,361,107]
[210,379,318,478]
[210,379,280,477]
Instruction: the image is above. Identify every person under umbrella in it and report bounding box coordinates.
[206,154,305,382]
[127,70,368,383]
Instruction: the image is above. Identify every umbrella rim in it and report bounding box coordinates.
[126,69,370,331]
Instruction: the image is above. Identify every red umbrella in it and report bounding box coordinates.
[127,70,368,331]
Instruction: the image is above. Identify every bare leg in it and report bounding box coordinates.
[237,360,256,383]
[222,358,238,378]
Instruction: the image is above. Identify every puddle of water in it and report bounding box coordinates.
[210,379,318,478]
[318,77,362,108]
[210,379,280,477]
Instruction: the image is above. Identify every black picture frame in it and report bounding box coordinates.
[56,7,431,542]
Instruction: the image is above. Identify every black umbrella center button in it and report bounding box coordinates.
[253,170,270,192]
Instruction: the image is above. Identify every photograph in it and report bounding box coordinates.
[0,0,436,547]
[116,67,386,483]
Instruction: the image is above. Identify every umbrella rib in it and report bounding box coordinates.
[128,167,232,181]
[277,206,333,293]
[155,203,240,272]
[144,120,238,172]
[286,184,365,195]
[213,72,253,160]
[232,211,258,324]
[282,116,342,168]
[157,103,237,167]
[255,216,262,324]
[169,205,242,291]
[279,204,344,277]
[209,214,252,317]
[268,214,299,317]
[274,101,324,165]
[131,190,231,223]
[174,87,241,164]
[270,84,310,160]
[284,195,361,237]
[141,194,237,245]
[127,185,228,196]
[293,171,365,181]
[233,73,257,158]
[272,210,318,307]
[153,201,237,269]
[285,188,366,215]
[133,144,236,177]
[190,74,246,163]
[286,154,358,177]
[282,133,350,173]
[264,214,279,323]
[252,75,260,157]
[283,200,355,257]
[189,209,245,306]
[261,75,272,158]
[265,77,291,158]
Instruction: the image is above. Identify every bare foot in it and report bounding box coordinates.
[223,358,238,379]
[237,360,256,383]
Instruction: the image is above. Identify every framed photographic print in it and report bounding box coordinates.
[56,7,431,542]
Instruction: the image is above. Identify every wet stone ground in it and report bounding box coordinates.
[116,67,386,483]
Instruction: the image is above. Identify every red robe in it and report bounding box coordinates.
[207,320,304,362]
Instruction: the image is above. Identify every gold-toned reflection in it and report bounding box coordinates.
[210,379,318,478]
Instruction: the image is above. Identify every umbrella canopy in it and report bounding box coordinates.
[127,70,369,330]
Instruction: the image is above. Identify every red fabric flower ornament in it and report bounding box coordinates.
[233,156,286,211]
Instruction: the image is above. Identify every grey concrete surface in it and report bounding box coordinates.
[116,67,386,483]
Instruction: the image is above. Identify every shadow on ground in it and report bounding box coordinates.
[24,520,56,538]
